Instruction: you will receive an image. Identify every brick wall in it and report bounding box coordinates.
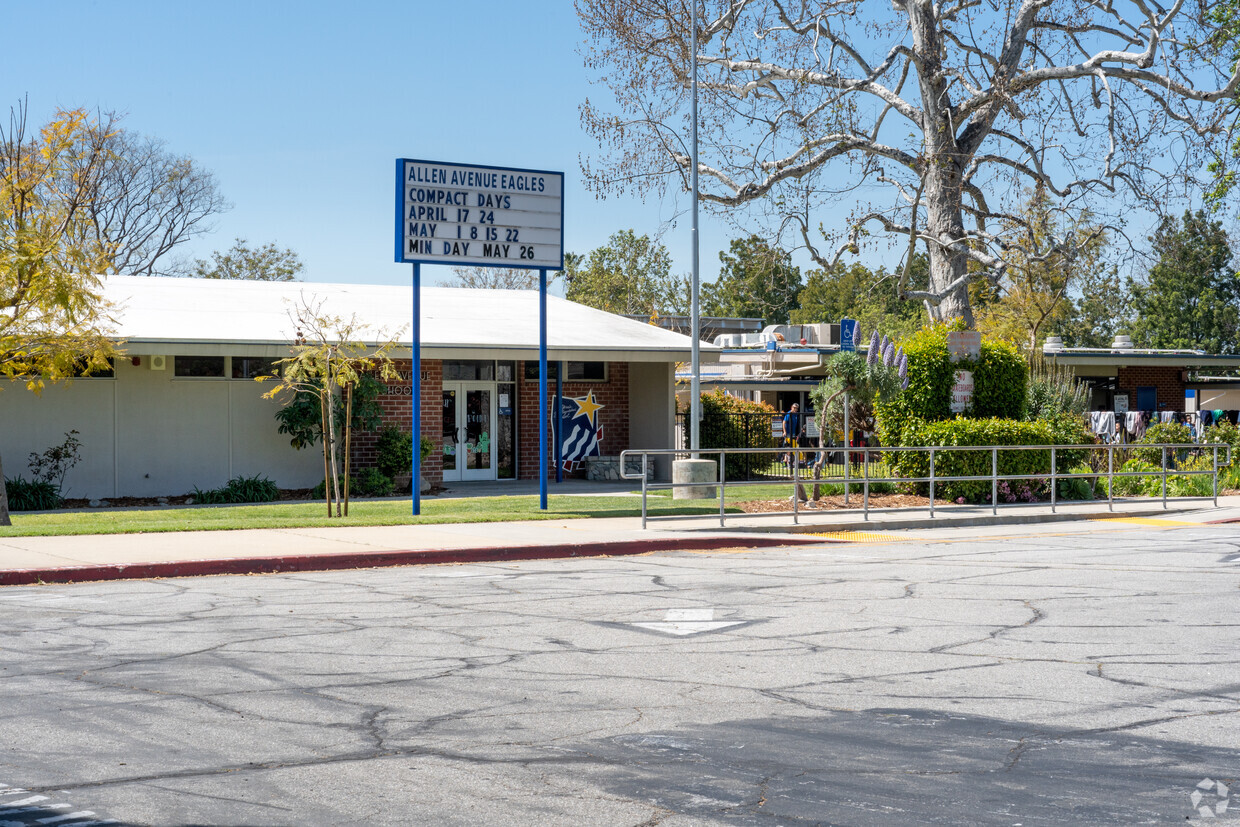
[517,361,630,480]
[349,359,444,486]
[352,358,632,483]
[1115,365,1185,411]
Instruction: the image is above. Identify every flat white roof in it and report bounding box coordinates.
[102,275,717,362]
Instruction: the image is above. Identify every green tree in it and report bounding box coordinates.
[702,235,801,326]
[1060,266,1128,349]
[193,238,303,281]
[258,296,402,517]
[1129,211,1240,354]
[1,104,118,526]
[804,343,907,500]
[977,191,1109,353]
[793,256,926,340]
[564,230,685,315]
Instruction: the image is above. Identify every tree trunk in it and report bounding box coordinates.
[0,451,11,527]
[326,388,342,517]
[320,393,333,518]
[809,387,850,501]
[909,1,975,329]
[922,178,974,327]
[343,382,352,517]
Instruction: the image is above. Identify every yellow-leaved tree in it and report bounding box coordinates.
[1,103,119,526]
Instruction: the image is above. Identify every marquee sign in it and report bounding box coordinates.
[394,159,563,270]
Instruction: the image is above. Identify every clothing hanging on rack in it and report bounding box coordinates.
[1090,411,1115,440]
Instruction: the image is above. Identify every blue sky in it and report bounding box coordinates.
[9,0,746,289]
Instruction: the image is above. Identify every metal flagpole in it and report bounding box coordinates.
[539,268,548,510]
[690,0,701,456]
[411,262,421,516]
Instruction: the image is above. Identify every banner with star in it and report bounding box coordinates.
[558,390,605,471]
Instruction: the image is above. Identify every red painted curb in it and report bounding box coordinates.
[0,535,825,586]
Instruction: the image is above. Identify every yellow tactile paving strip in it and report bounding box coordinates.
[805,531,912,543]
[1088,517,1200,527]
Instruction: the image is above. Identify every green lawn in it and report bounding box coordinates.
[0,494,741,537]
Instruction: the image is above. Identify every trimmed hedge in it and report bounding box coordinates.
[893,416,1092,502]
[877,323,1027,447]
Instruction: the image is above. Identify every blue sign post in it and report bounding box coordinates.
[396,159,564,512]
[840,318,858,352]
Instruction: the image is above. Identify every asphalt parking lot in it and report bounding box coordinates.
[1,516,1237,825]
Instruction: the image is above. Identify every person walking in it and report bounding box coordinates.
[782,403,806,471]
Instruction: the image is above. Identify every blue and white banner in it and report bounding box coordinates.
[558,391,605,471]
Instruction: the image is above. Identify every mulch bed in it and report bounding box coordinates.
[738,493,955,513]
[60,489,319,509]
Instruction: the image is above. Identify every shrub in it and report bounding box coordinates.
[1026,356,1088,420]
[1108,456,1216,498]
[28,430,83,498]
[4,476,60,511]
[375,426,413,479]
[893,417,1091,503]
[1057,476,1094,501]
[313,469,395,500]
[697,390,777,480]
[353,468,395,497]
[973,339,1027,420]
[191,474,280,504]
[1131,422,1194,466]
[876,323,1028,447]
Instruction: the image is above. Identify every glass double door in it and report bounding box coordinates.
[441,382,495,481]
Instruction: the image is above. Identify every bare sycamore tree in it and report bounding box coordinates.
[578,1,1240,326]
[443,266,551,289]
[68,127,230,276]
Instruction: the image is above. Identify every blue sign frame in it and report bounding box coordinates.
[394,158,564,271]
[395,157,564,513]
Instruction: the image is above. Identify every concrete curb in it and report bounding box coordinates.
[0,535,825,587]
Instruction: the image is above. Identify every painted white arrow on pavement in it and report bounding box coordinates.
[629,608,746,636]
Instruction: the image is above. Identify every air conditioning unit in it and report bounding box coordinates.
[807,323,840,346]
[149,355,167,371]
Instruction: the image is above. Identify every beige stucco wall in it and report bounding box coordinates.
[1196,388,1240,411]
[1,359,322,499]
[627,361,676,481]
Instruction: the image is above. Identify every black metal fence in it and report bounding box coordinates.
[675,411,850,480]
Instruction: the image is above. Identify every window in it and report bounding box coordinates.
[523,361,607,382]
[444,360,495,381]
[566,361,606,381]
[174,356,225,377]
[232,357,280,379]
[10,357,114,380]
[81,358,115,378]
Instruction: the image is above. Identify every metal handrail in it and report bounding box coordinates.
[620,442,1233,529]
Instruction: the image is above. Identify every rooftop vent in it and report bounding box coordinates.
[1043,336,1063,352]
[1111,334,1133,349]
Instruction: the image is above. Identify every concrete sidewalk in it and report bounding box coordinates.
[1,494,1237,586]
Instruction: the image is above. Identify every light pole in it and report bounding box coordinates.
[689,0,701,457]
[671,0,717,501]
